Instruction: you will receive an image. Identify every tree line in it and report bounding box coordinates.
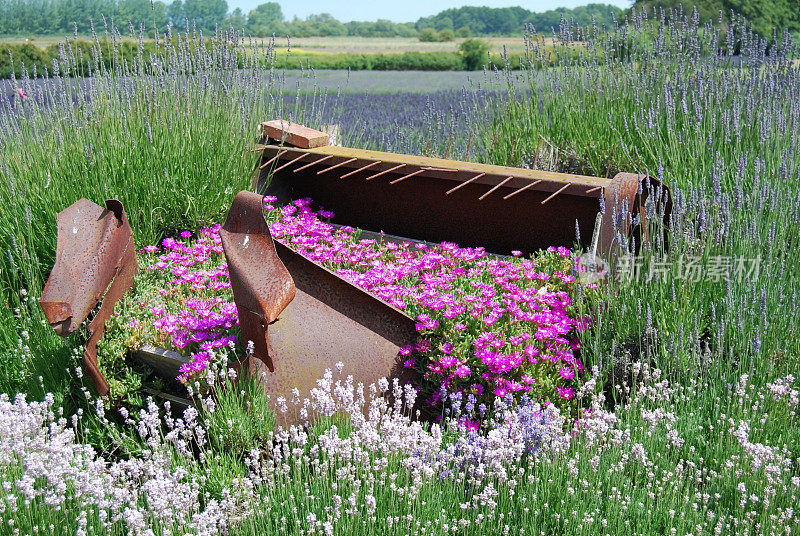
[630,0,800,39]
[415,4,625,35]
[0,0,797,39]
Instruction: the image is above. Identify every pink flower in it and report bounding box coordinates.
[555,386,575,399]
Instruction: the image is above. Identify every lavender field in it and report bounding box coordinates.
[0,10,799,536]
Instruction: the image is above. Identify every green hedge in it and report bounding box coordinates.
[0,40,532,78]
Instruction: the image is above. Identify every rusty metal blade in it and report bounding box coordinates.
[219,191,296,371]
[220,190,419,425]
[264,240,419,425]
[40,198,137,395]
[40,199,136,337]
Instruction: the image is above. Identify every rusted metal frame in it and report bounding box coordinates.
[258,143,604,191]
[219,190,419,425]
[365,163,405,181]
[446,173,485,195]
[425,167,459,172]
[317,157,358,176]
[479,176,514,200]
[444,131,454,159]
[293,154,334,173]
[340,160,380,178]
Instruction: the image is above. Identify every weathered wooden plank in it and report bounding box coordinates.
[260,120,330,149]
[132,344,187,380]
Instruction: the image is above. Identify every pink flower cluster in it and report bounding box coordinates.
[133,196,594,415]
[138,226,239,382]
[264,197,591,416]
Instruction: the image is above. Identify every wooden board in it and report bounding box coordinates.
[260,120,330,149]
[132,344,187,380]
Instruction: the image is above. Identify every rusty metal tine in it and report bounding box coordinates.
[444,131,454,159]
[293,155,333,173]
[389,168,426,185]
[465,131,474,161]
[446,173,485,195]
[585,186,603,194]
[364,163,405,181]
[339,160,380,178]
[273,152,307,173]
[425,167,459,172]
[259,150,287,169]
[541,183,571,205]
[317,157,358,175]
[503,179,543,200]
[479,176,514,200]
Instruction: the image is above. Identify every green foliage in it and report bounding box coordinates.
[418,27,455,43]
[0,0,171,36]
[417,4,625,36]
[524,3,625,34]
[274,50,471,71]
[418,27,438,42]
[245,1,282,36]
[344,19,418,38]
[631,0,800,37]
[459,38,489,70]
[0,40,530,77]
[437,28,455,42]
[204,373,276,458]
[455,25,471,38]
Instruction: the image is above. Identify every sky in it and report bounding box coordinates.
[228,1,632,23]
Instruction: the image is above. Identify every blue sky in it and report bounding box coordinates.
[228,1,632,23]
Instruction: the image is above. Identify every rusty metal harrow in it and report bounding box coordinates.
[39,121,672,422]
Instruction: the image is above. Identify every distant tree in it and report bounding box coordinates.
[459,38,489,69]
[455,25,471,37]
[167,0,185,26]
[437,28,455,41]
[182,0,227,32]
[118,0,168,28]
[418,27,438,41]
[225,7,245,29]
[435,16,454,31]
[246,1,282,36]
[630,0,800,37]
